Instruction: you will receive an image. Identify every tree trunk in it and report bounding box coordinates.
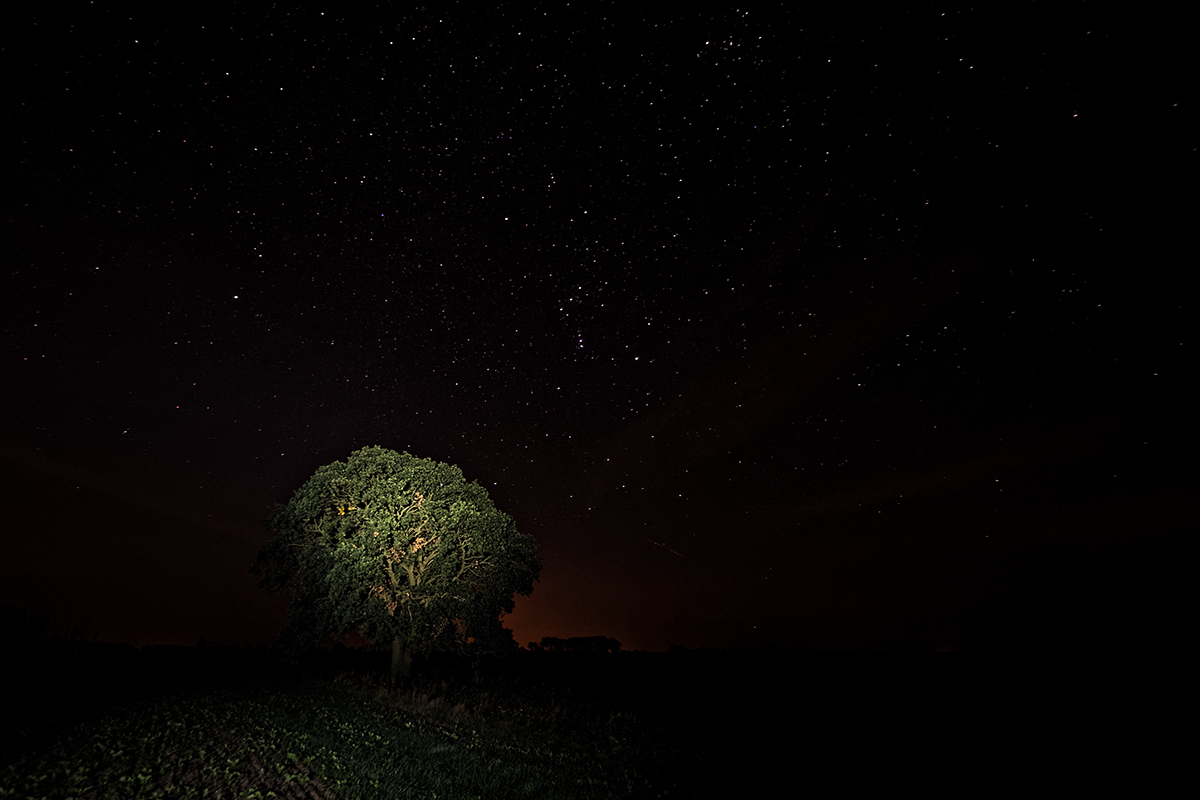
[390,636,412,681]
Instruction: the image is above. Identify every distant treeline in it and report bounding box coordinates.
[528,636,621,654]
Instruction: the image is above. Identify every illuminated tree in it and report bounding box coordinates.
[251,446,540,679]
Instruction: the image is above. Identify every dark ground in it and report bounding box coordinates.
[1,632,1187,795]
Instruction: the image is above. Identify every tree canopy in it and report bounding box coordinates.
[252,446,540,676]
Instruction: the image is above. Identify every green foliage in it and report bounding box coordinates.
[0,672,697,799]
[252,446,540,660]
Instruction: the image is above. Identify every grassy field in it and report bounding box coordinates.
[0,661,710,799]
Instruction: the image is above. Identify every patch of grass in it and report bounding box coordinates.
[0,669,706,798]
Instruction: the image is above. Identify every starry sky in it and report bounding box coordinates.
[3,4,1192,652]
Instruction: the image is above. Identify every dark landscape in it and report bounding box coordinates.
[3,626,796,798]
[3,3,1192,796]
[3,589,1190,799]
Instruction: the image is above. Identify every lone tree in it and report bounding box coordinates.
[251,446,540,679]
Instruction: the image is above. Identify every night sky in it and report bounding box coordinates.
[4,4,1192,653]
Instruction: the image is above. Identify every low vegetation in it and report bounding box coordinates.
[0,660,707,799]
